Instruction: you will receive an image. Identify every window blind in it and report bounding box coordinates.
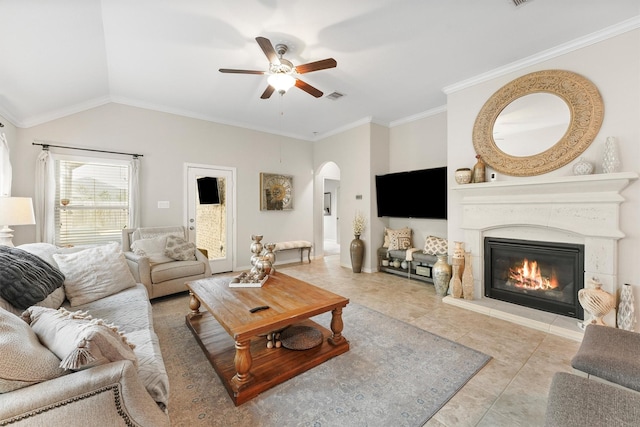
[55,158,130,246]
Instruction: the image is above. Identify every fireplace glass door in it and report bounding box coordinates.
[484,237,584,319]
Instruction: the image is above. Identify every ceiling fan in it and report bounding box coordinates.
[219,36,337,99]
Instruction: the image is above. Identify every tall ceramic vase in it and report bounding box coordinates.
[462,251,474,300]
[432,253,452,297]
[450,257,463,298]
[617,283,636,331]
[452,242,465,279]
[350,235,364,273]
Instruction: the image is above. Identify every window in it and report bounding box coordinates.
[55,155,131,246]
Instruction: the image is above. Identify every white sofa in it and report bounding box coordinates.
[0,243,170,427]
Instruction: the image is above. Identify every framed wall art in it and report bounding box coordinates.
[260,173,293,211]
[323,192,331,215]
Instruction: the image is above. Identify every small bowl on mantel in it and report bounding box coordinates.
[455,168,472,184]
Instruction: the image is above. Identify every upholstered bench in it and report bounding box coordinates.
[571,324,640,392]
[274,241,312,263]
[545,372,640,426]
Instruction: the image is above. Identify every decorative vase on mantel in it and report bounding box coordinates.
[462,251,474,300]
[432,254,452,297]
[472,155,486,183]
[350,235,365,273]
[602,136,621,173]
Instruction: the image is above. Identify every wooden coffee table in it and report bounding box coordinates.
[185,272,350,405]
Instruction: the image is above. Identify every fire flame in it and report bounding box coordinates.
[508,259,558,290]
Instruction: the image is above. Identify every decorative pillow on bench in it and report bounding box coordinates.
[386,227,413,250]
[423,236,448,255]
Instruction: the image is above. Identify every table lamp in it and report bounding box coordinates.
[0,197,36,246]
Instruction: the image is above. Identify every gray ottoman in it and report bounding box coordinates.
[571,324,640,392]
[545,372,640,427]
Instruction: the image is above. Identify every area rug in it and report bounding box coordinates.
[152,294,491,427]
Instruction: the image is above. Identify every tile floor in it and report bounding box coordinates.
[279,254,581,427]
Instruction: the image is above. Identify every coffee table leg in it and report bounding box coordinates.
[329,306,345,345]
[231,339,252,389]
[188,291,201,316]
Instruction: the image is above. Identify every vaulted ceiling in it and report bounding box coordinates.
[0,1,638,140]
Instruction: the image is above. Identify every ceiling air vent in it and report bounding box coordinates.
[512,0,530,6]
[325,91,344,101]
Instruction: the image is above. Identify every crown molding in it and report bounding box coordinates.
[443,16,640,95]
[389,105,447,127]
[314,116,375,141]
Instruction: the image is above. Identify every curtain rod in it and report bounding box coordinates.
[32,142,143,158]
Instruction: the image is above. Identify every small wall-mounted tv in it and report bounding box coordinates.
[375,167,447,219]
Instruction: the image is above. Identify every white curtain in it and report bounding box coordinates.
[129,156,141,229]
[35,150,56,243]
[0,132,12,196]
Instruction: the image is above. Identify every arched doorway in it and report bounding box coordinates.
[317,161,340,258]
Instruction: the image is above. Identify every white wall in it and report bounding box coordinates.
[314,123,378,272]
[387,111,449,248]
[10,103,314,269]
[446,30,640,324]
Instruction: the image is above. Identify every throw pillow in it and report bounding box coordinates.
[131,235,175,264]
[24,306,137,371]
[0,246,66,310]
[383,227,410,248]
[53,243,137,307]
[423,236,448,255]
[164,235,197,261]
[387,228,413,251]
[0,307,66,392]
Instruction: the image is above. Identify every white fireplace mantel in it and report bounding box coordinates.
[445,172,638,341]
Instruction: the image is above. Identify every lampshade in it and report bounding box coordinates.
[267,73,296,94]
[0,197,36,246]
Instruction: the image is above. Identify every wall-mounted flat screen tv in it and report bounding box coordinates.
[375,167,447,219]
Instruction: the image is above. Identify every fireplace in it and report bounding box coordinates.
[484,237,584,319]
[446,173,637,340]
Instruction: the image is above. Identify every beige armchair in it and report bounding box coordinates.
[122,226,211,299]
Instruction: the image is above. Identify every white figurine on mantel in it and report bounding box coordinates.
[578,277,615,328]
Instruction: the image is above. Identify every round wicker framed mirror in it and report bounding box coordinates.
[472,69,604,176]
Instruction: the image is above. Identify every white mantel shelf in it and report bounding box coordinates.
[451,172,638,203]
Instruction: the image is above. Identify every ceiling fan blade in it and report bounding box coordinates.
[295,79,323,98]
[295,58,337,74]
[219,68,265,75]
[255,36,280,65]
[260,85,275,99]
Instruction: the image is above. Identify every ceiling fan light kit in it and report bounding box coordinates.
[268,73,296,94]
[220,36,337,99]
